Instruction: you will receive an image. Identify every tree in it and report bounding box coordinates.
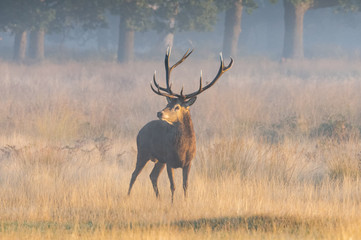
[0,0,106,62]
[337,0,361,11]
[222,0,244,58]
[47,0,107,58]
[216,0,257,58]
[13,31,28,61]
[154,0,218,50]
[27,0,57,60]
[0,0,57,61]
[109,0,155,63]
[282,0,340,59]
[54,0,107,32]
[0,0,35,61]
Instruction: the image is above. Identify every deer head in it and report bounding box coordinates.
[151,48,233,125]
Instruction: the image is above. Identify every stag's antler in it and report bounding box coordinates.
[151,47,192,98]
[151,48,233,100]
[182,53,233,99]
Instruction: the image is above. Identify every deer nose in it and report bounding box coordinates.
[157,111,162,119]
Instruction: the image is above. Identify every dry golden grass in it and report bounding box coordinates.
[0,57,361,239]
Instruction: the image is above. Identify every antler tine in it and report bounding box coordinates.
[183,52,234,99]
[224,55,234,71]
[218,52,224,67]
[165,47,173,93]
[180,85,184,97]
[164,48,193,95]
[170,49,193,71]
[198,70,203,92]
[150,81,178,99]
[151,62,179,99]
[153,71,168,92]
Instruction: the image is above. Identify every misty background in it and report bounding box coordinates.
[1,0,361,62]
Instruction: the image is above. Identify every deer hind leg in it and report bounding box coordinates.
[166,165,176,203]
[182,163,191,199]
[128,154,149,196]
[149,162,165,198]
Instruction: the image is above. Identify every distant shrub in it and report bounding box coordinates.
[311,115,355,142]
[259,115,298,144]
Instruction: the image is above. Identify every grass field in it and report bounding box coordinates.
[0,56,361,239]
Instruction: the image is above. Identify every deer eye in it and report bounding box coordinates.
[174,106,180,111]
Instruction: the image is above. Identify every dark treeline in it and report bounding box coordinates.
[0,0,361,63]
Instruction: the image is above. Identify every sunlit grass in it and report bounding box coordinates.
[0,58,361,239]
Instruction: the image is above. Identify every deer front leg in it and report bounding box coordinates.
[166,165,175,203]
[150,162,165,198]
[182,163,191,199]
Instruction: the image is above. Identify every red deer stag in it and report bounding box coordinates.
[128,48,233,202]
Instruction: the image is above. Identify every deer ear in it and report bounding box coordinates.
[166,97,172,103]
[184,97,197,107]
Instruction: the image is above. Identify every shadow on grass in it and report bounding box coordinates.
[0,215,337,234]
[171,215,336,233]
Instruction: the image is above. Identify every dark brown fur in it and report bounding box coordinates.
[128,99,196,201]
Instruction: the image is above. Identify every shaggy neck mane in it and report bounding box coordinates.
[177,111,194,137]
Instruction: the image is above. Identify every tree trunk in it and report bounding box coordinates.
[117,15,134,63]
[13,30,27,62]
[282,1,310,59]
[162,32,174,50]
[28,29,45,60]
[161,17,175,50]
[222,0,243,58]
